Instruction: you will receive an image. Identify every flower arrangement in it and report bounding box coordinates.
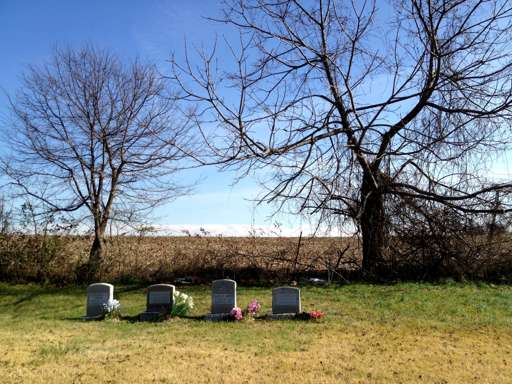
[172,290,194,316]
[246,299,261,317]
[102,299,121,320]
[229,299,262,321]
[230,306,243,321]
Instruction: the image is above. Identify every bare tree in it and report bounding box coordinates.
[172,0,512,277]
[0,197,13,235]
[4,47,193,281]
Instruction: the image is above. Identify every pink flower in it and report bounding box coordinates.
[246,299,261,315]
[230,307,243,321]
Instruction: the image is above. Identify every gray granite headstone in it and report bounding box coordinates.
[86,283,114,318]
[211,279,237,314]
[272,287,301,314]
[146,284,175,314]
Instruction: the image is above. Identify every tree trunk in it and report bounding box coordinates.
[83,229,105,282]
[360,171,386,279]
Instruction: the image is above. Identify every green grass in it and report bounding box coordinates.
[0,282,511,383]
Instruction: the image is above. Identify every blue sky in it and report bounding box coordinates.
[0,0,312,235]
[1,1,511,236]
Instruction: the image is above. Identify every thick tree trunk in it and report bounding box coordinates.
[82,228,105,282]
[360,171,386,279]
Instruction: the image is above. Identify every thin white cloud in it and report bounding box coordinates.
[153,223,342,237]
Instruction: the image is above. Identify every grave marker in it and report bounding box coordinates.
[204,279,237,320]
[272,287,301,315]
[139,284,175,322]
[85,283,113,319]
[211,279,237,314]
[146,284,175,314]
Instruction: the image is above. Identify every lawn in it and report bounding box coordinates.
[0,282,511,383]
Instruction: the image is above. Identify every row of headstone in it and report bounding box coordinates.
[85,279,302,321]
[85,283,175,321]
[206,279,301,320]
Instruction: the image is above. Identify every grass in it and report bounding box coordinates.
[0,282,511,383]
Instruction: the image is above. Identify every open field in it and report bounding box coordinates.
[3,233,512,284]
[0,235,357,284]
[1,282,511,383]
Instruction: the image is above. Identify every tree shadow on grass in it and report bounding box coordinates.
[7,291,45,306]
[115,284,148,294]
[0,287,66,309]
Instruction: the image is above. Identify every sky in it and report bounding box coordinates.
[0,0,319,236]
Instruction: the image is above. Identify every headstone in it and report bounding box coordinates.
[204,279,237,320]
[272,287,301,315]
[146,284,175,314]
[85,283,114,319]
[211,279,237,314]
[139,284,175,322]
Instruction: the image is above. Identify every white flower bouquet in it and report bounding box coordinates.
[172,291,194,316]
[102,298,121,320]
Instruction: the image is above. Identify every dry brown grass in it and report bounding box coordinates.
[2,323,511,383]
[0,235,358,283]
[2,232,512,284]
[103,235,359,281]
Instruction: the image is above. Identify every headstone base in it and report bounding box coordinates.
[82,314,105,321]
[140,312,168,322]
[267,313,298,320]
[204,313,232,321]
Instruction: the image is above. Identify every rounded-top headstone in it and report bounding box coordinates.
[146,284,175,314]
[86,283,114,318]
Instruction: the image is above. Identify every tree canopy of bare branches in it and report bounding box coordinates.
[172,0,512,277]
[4,47,193,280]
